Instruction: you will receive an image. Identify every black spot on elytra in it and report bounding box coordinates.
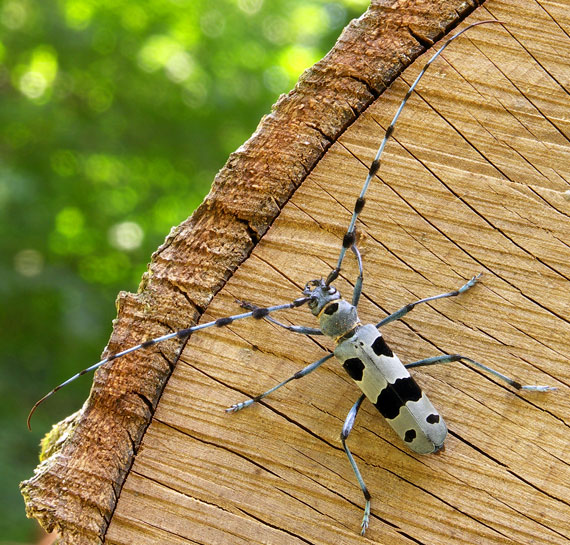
[343,358,365,382]
[371,335,393,357]
[404,429,417,443]
[426,413,440,424]
[374,377,422,419]
[324,302,339,315]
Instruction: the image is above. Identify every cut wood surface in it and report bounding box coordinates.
[22,0,570,543]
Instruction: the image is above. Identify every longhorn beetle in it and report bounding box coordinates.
[29,20,556,535]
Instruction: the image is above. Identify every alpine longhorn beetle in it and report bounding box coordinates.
[28,20,556,535]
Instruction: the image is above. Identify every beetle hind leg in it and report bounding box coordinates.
[341,393,371,535]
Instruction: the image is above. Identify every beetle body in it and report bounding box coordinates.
[309,280,447,454]
[335,324,447,453]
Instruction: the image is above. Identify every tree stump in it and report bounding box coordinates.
[22,0,570,543]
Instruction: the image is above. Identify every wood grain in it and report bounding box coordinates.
[23,0,570,543]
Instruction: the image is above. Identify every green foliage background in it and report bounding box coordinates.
[1,0,367,541]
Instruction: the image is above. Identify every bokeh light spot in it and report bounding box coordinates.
[63,0,94,30]
[16,45,58,101]
[200,10,225,38]
[19,71,46,99]
[120,4,148,32]
[237,0,263,15]
[138,34,185,74]
[262,15,289,45]
[108,221,144,251]
[1,0,27,29]
[85,154,121,185]
[165,51,194,83]
[14,249,44,277]
[55,207,84,238]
